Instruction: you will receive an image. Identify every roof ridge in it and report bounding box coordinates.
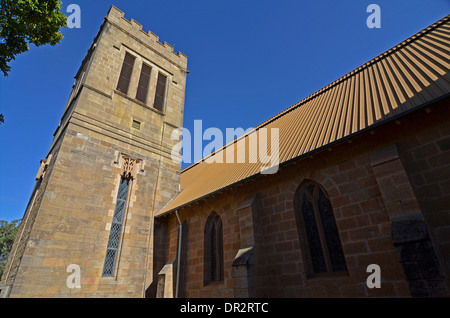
[180,13,450,174]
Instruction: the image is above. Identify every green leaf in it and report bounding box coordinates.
[0,219,21,279]
[0,0,67,76]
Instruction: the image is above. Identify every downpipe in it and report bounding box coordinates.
[175,210,182,298]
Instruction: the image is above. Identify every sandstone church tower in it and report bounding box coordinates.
[0,6,187,297]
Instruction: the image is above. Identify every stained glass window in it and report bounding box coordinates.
[294,182,347,275]
[102,177,130,276]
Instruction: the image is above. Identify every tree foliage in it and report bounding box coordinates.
[0,0,67,76]
[0,219,21,280]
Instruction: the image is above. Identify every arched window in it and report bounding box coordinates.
[204,212,223,284]
[294,181,347,276]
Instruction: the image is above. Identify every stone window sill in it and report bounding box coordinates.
[114,89,164,116]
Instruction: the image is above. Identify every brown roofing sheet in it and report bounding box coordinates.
[157,14,450,216]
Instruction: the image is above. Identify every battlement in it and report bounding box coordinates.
[106,5,188,68]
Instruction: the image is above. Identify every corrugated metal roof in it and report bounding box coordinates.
[157,14,450,216]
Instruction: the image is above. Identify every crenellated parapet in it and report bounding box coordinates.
[105,5,188,69]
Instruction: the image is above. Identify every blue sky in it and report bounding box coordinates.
[0,0,449,222]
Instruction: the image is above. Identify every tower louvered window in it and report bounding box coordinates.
[117,53,135,94]
[154,73,167,112]
[136,63,152,103]
[102,177,130,276]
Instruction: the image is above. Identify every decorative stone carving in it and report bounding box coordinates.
[121,157,140,180]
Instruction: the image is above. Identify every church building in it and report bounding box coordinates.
[1,6,449,298]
